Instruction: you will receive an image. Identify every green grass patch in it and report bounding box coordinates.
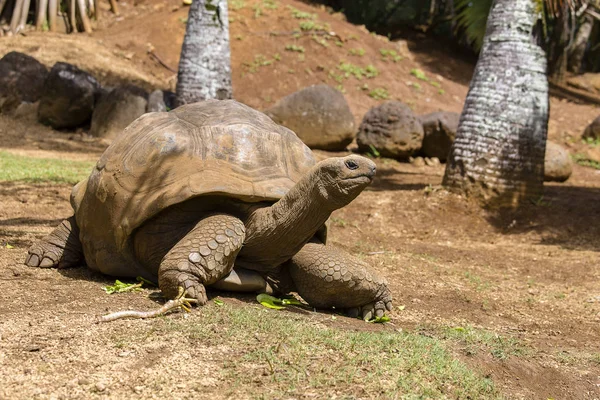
[582,136,600,146]
[132,303,500,398]
[288,6,316,20]
[262,0,277,10]
[230,0,245,10]
[335,62,378,81]
[243,54,278,73]
[348,48,365,56]
[0,151,94,184]
[380,48,402,62]
[410,68,429,81]
[572,154,600,169]
[284,44,305,53]
[439,326,528,360]
[368,87,389,100]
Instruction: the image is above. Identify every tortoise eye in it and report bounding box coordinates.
[345,160,359,170]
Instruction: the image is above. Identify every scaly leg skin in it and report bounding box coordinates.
[287,242,393,320]
[25,215,83,268]
[158,214,245,305]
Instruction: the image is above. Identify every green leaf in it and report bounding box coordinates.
[368,144,381,158]
[103,280,143,294]
[256,293,286,310]
[369,315,391,323]
[214,299,224,306]
[136,276,157,287]
[281,298,304,306]
[5,243,14,249]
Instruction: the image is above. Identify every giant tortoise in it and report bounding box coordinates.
[25,100,392,319]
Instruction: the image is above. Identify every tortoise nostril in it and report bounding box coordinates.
[345,160,359,170]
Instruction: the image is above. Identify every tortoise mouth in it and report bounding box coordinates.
[342,174,373,183]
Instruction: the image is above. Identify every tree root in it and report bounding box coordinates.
[99,287,198,322]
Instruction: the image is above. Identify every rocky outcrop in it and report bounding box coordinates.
[265,85,355,151]
[90,85,148,140]
[357,101,423,159]
[583,115,600,141]
[420,111,460,162]
[0,52,48,113]
[38,62,100,129]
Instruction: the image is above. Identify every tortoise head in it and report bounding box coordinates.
[313,155,376,207]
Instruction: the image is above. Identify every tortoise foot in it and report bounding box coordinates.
[158,214,245,306]
[345,290,393,320]
[159,270,208,305]
[25,216,82,269]
[288,242,393,320]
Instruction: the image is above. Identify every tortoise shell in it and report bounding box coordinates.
[72,100,316,276]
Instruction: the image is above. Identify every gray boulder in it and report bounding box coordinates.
[147,90,168,113]
[90,85,148,140]
[265,84,355,151]
[420,111,460,162]
[583,116,600,141]
[0,52,48,113]
[544,141,572,182]
[357,101,423,159]
[38,62,100,129]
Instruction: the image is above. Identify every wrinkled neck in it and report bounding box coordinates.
[239,170,333,268]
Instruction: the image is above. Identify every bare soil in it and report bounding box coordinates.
[1,0,600,399]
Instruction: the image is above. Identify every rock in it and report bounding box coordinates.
[12,101,39,123]
[582,115,600,141]
[90,85,148,140]
[357,101,423,159]
[265,84,355,151]
[147,90,167,113]
[0,52,48,113]
[420,111,460,162]
[147,90,176,113]
[38,62,100,129]
[544,141,572,182]
[424,157,440,167]
[409,156,425,167]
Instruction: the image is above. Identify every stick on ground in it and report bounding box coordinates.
[99,288,198,322]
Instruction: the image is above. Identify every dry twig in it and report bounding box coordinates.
[99,287,198,322]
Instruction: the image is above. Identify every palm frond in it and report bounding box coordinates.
[454,0,493,51]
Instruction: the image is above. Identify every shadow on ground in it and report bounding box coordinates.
[485,184,600,252]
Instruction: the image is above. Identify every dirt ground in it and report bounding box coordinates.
[1,0,600,398]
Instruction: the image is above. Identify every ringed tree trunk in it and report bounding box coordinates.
[443,0,548,207]
[175,0,232,106]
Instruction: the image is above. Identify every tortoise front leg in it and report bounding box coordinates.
[158,214,245,305]
[25,215,83,268]
[287,242,393,320]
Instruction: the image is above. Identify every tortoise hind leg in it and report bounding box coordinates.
[287,241,393,320]
[158,214,245,305]
[25,215,83,268]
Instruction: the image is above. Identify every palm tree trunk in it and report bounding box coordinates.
[17,0,30,31]
[9,0,24,33]
[69,0,76,32]
[443,0,548,207]
[76,0,91,32]
[175,0,232,106]
[35,0,48,30]
[47,0,56,31]
[568,14,593,73]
